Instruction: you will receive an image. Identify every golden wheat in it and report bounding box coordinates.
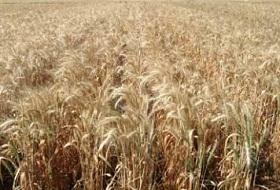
[0,0,280,189]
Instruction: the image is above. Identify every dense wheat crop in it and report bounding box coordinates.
[1,0,280,189]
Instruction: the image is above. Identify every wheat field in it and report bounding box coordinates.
[0,0,280,189]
